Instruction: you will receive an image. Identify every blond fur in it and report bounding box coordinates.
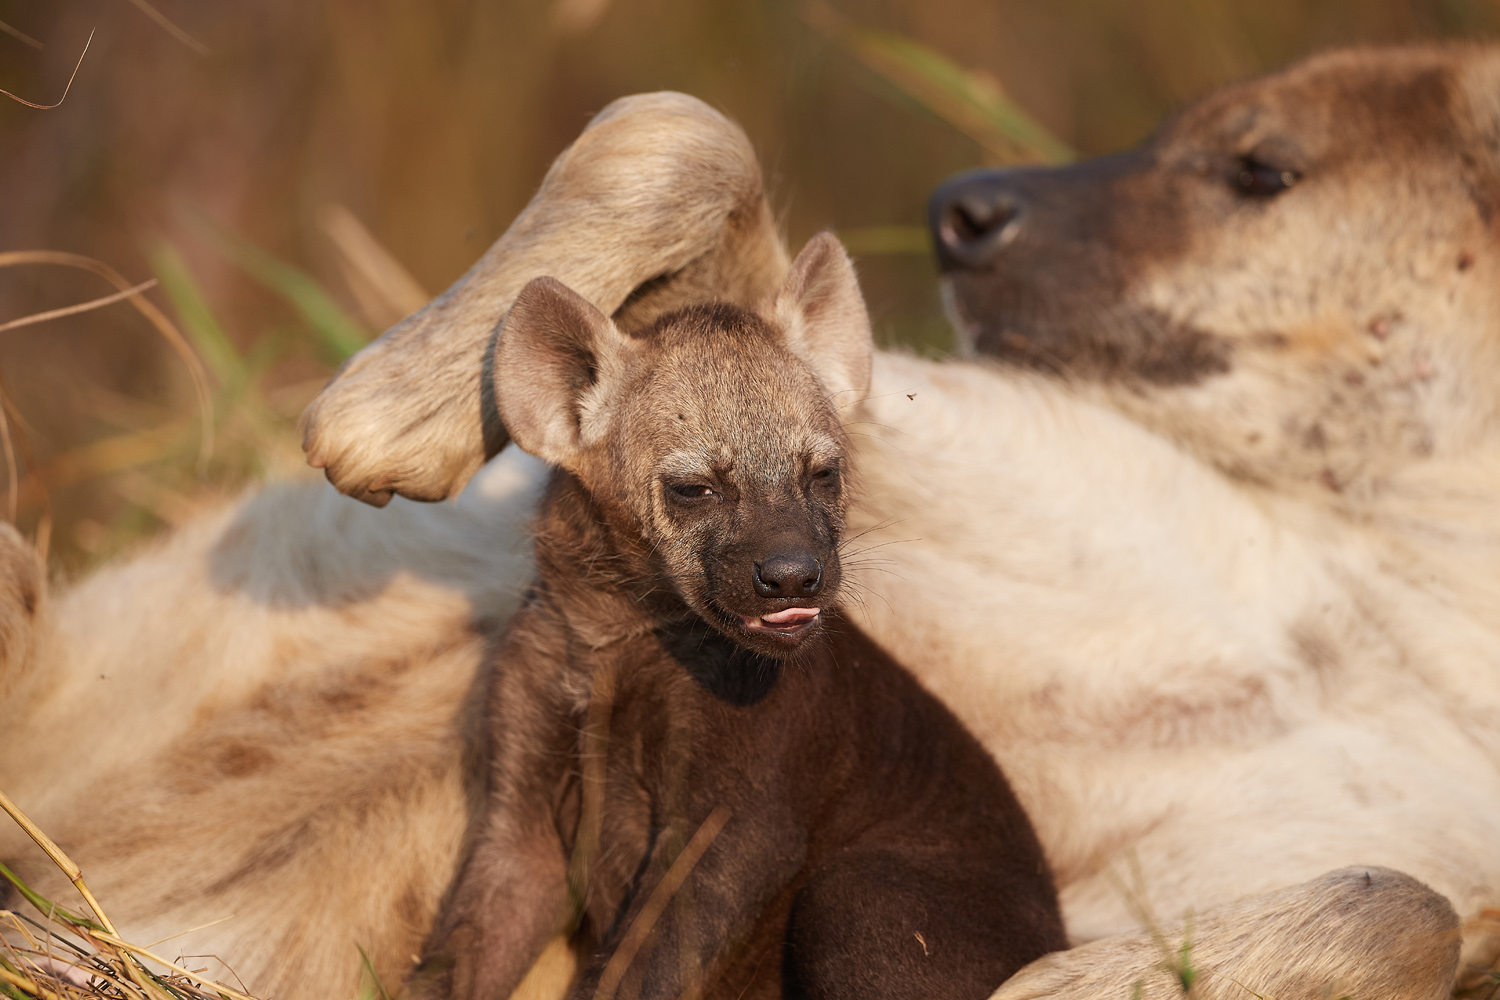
[8,54,1497,1000]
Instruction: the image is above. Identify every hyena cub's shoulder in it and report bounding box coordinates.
[414,234,1064,1000]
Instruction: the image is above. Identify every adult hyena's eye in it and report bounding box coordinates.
[670,483,716,500]
[1231,156,1300,197]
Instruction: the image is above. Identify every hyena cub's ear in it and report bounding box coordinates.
[772,232,874,407]
[495,277,639,470]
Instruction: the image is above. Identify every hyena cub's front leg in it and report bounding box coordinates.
[412,612,580,1000]
[0,523,47,706]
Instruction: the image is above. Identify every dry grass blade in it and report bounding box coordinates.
[0,390,16,521]
[592,806,731,1000]
[0,29,91,109]
[0,21,43,50]
[86,935,256,1000]
[316,204,430,329]
[0,252,213,469]
[0,789,266,1000]
[0,282,158,336]
[802,1,1072,164]
[12,422,192,514]
[0,790,105,932]
[122,0,209,57]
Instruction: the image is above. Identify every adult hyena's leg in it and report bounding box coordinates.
[301,92,788,507]
[992,867,1460,1000]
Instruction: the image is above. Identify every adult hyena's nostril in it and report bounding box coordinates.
[753,553,823,598]
[929,173,1025,271]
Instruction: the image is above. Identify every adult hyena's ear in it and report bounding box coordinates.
[0,523,45,706]
[301,92,788,507]
[494,277,638,470]
[772,232,873,409]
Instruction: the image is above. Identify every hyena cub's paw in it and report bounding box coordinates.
[0,522,44,698]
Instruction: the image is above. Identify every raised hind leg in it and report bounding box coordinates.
[301,92,788,506]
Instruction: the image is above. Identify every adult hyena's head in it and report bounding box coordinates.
[931,45,1500,496]
[495,232,872,660]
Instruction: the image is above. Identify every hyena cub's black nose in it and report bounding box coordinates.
[753,552,823,598]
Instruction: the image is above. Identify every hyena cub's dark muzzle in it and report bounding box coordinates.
[705,505,844,652]
[745,538,827,638]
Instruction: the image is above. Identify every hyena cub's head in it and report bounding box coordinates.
[931,45,1500,496]
[495,232,872,659]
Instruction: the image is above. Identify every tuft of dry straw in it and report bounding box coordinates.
[0,789,264,1000]
[0,252,215,491]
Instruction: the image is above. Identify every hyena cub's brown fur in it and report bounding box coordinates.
[414,233,1065,1000]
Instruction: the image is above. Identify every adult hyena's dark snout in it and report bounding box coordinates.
[927,150,1215,381]
[928,153,1145,275]
[753,549,824,598]
[929,169,1028,270]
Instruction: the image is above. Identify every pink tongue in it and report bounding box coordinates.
[761,608,820,626]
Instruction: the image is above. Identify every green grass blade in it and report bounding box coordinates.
[0,860,104,931]
[180,211,370,362]
[148,241,245,390]
[354,945,391,1000]
[804,2,1073,165]
[837,225,930,256]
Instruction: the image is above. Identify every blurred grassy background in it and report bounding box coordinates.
[1,0,1497,573]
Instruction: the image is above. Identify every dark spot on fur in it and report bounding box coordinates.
[214,742,274,778]
[208,821,312,891]
[657,619,782,706]
[1458,250,1475,271]
[397,883,428,931]
[319,684,369,714]
[1252,331,1290,350]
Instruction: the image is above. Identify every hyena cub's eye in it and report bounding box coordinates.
[669,483,716,501]
[1230,155,1300,198]
[808,465,840,490]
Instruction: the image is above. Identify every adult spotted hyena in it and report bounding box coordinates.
[6,45,1496,1000]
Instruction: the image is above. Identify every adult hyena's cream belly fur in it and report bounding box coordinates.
[0,450,546,999]
[846,353,1500,946]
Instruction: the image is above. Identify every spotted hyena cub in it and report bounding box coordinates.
[414,233,1064,1000]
